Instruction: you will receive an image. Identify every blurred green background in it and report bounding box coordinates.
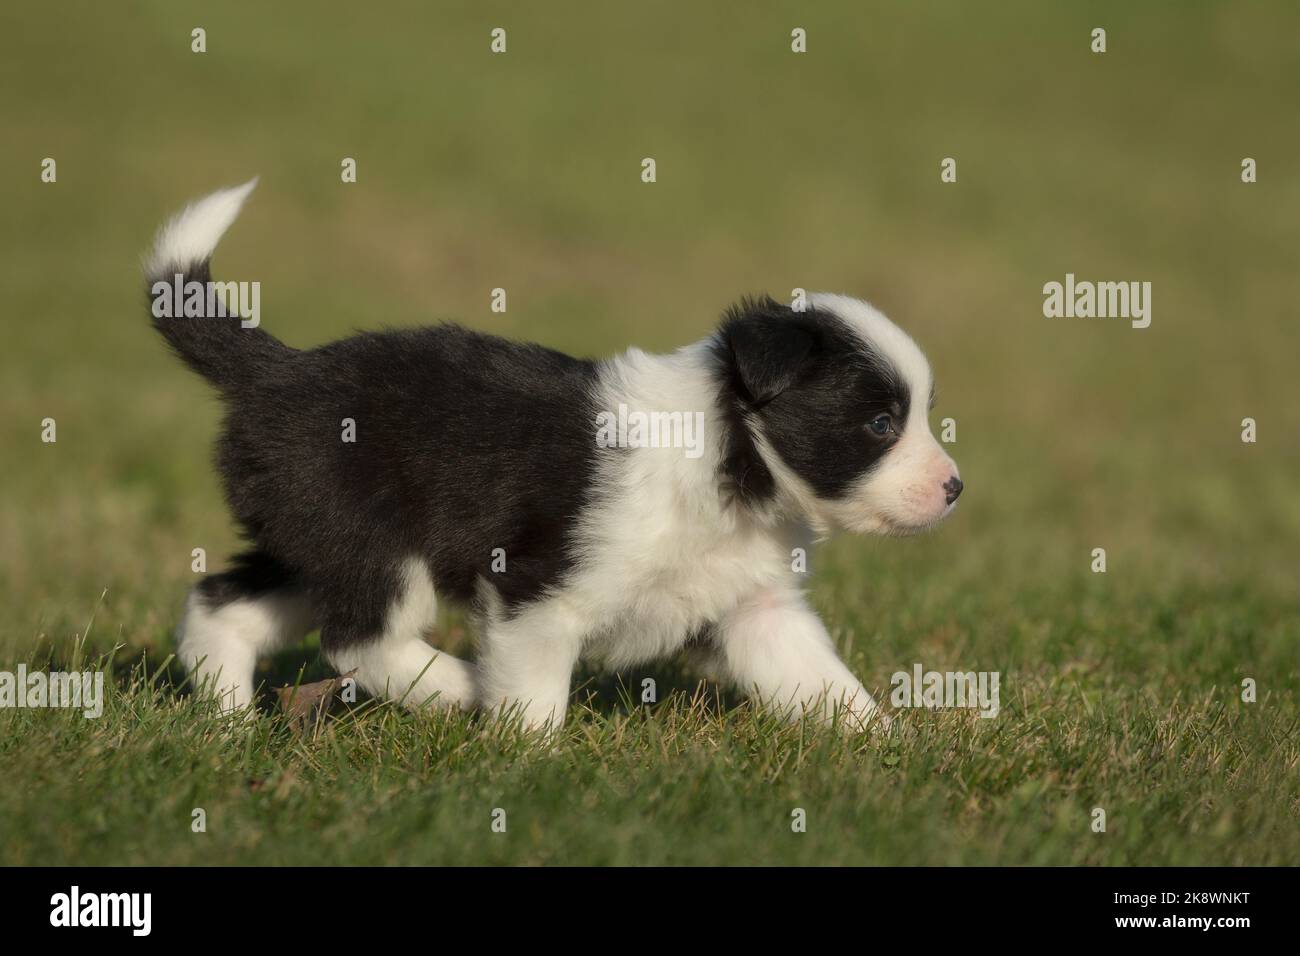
[0,2,1297,865]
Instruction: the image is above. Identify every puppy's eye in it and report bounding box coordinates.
[868,414,892,436]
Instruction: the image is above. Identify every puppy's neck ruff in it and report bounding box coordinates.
[596,339,814,538]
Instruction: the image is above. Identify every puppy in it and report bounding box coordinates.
[146,180,962,731]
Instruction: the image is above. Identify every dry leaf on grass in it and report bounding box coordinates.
[275,670,357,732]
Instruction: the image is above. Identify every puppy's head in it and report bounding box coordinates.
[713,293,960,535]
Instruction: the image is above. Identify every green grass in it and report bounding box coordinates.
[1,0,1298,865]
[2,573,1298,866]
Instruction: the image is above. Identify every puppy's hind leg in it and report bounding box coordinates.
[322,559,477,711]
[178,551,316,712]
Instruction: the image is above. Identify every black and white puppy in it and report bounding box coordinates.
[147,181,962,731]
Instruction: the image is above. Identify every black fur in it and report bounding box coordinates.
[712,296,911,502]
[150,258,601,651]
[148,260,292,392]
[195,550,301,606]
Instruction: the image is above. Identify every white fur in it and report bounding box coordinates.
[176,587,314,712]
[326,558,477,710]
[145,178,258,276]
[476,587,585,730]
[714,585,885,729]
[807,293,933,398]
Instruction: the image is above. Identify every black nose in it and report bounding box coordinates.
[943,476,963,505]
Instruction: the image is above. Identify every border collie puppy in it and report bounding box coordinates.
[146,181,962,732]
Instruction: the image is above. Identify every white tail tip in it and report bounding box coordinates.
[145,177,259,278]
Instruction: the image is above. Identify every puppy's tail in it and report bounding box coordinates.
[144,178,292,391]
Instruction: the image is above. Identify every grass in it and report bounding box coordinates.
[2,579,1297,866]
[1,0,1298,865]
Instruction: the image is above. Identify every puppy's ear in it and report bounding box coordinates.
[719,297,815,406]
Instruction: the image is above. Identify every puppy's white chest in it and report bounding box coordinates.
[578,528,789,667]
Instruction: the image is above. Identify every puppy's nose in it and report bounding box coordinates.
[943,476,963,505]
